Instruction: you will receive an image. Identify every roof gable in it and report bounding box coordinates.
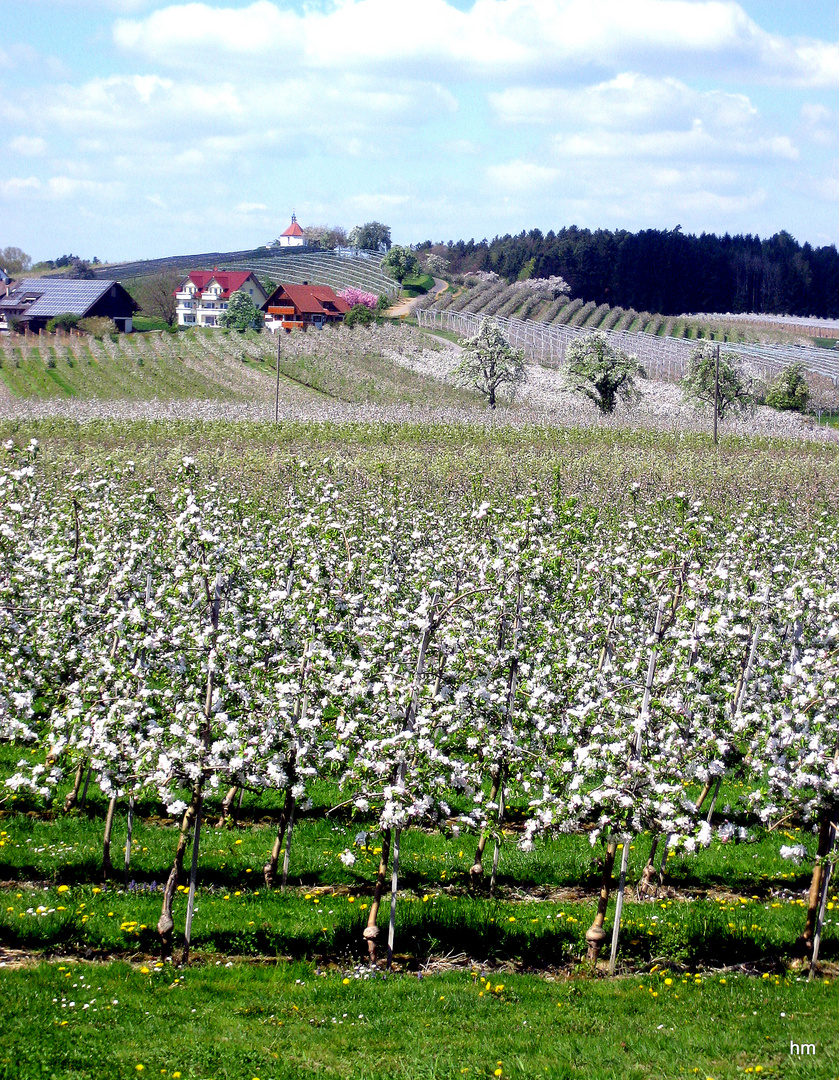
[181,270,263,299]
[265,283,350,316]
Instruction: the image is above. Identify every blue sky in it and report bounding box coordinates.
[3,0,839,263]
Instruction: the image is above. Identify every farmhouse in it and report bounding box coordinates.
[275,213,306,248]
[175,270,267,327]
[0,278,138,333]
[263,283,350,330]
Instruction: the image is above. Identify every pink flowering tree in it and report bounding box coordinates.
[338,288,378,310]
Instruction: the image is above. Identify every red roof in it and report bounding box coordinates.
[180,271,257,299]
[281,220,305,238]
[265,283,350,317]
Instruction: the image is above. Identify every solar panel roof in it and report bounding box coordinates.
[0,278,116,317]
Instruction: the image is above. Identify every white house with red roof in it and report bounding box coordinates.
[275,213,306,248]
[175,270,268,327]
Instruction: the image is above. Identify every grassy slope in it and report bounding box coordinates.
[0,325,478,409]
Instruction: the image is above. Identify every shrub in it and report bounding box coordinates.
[78,317,117,338]
[46,312,80,333]
[765,363,810,412]
[344,304,376,327]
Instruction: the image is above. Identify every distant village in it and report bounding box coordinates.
[0,216,390,335]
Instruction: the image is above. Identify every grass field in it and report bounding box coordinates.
[3,962,836,1080]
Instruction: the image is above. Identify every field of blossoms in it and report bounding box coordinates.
[1,394,838,1075]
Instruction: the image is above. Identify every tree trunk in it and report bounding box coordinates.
[586,838,618,962]
[102,796,117,877]
[364,829,392,964]
[157,786,200,960]
[638,834,660,896]
[264,785,295,888]
[471,765,502,882]
[63,760,86,813]
[800,816,834,953]
[216,785,239,828]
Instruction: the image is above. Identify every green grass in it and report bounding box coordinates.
[0,335,253,402]
[271,337,478,407]
[1,752,836,968]
[402,273,435,297]
[133,316,179,333]
[2,962,836,1080]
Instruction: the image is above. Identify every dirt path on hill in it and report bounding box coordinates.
[386,277,448,318]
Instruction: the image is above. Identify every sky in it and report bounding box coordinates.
[3,0,839,263]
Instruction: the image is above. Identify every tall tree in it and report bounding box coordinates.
[349,222,392,252]
[1,247,32,275]
[132,272,180,326]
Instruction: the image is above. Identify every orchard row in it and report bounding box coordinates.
[1,438,837,965]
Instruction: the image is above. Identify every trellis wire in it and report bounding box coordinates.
[417,308,839,387]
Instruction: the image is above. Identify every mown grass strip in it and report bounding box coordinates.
[1,961,836,1080]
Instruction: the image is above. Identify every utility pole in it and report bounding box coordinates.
[713,344,720,447]
[275,330,281,424]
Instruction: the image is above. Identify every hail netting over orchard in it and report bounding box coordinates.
[416,309,839,388]
[2,444,839,964]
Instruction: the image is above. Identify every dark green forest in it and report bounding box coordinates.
[419,227,839,317]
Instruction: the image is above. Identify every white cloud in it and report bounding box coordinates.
[234,201,267,213]
[801,103,835,147]
[491,73,798,172]
[111,0,839,88]
[491,74,759,133]
[553,126,798,163]
[0,176,42,198]
[0,175,120,201]
[486,161,561,192]
[9,136,47,157]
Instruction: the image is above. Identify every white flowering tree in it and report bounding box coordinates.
[562,331,645,414]
[453,322,526,408]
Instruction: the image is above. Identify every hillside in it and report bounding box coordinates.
[0,324,478,413]
[90,246,397,297]
[421,274,829,346]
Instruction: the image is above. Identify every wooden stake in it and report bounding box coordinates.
[809,824,836,982]
[280,797,296,893]
[605,598,665,971]
[471,590,521,885]
[79,766,93,809]
[182,799,203,965]
[124,795,134,880]
[713,344,720,446]
[387,828,401,970]
[608,839,631,976]
[275,333,281,423]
